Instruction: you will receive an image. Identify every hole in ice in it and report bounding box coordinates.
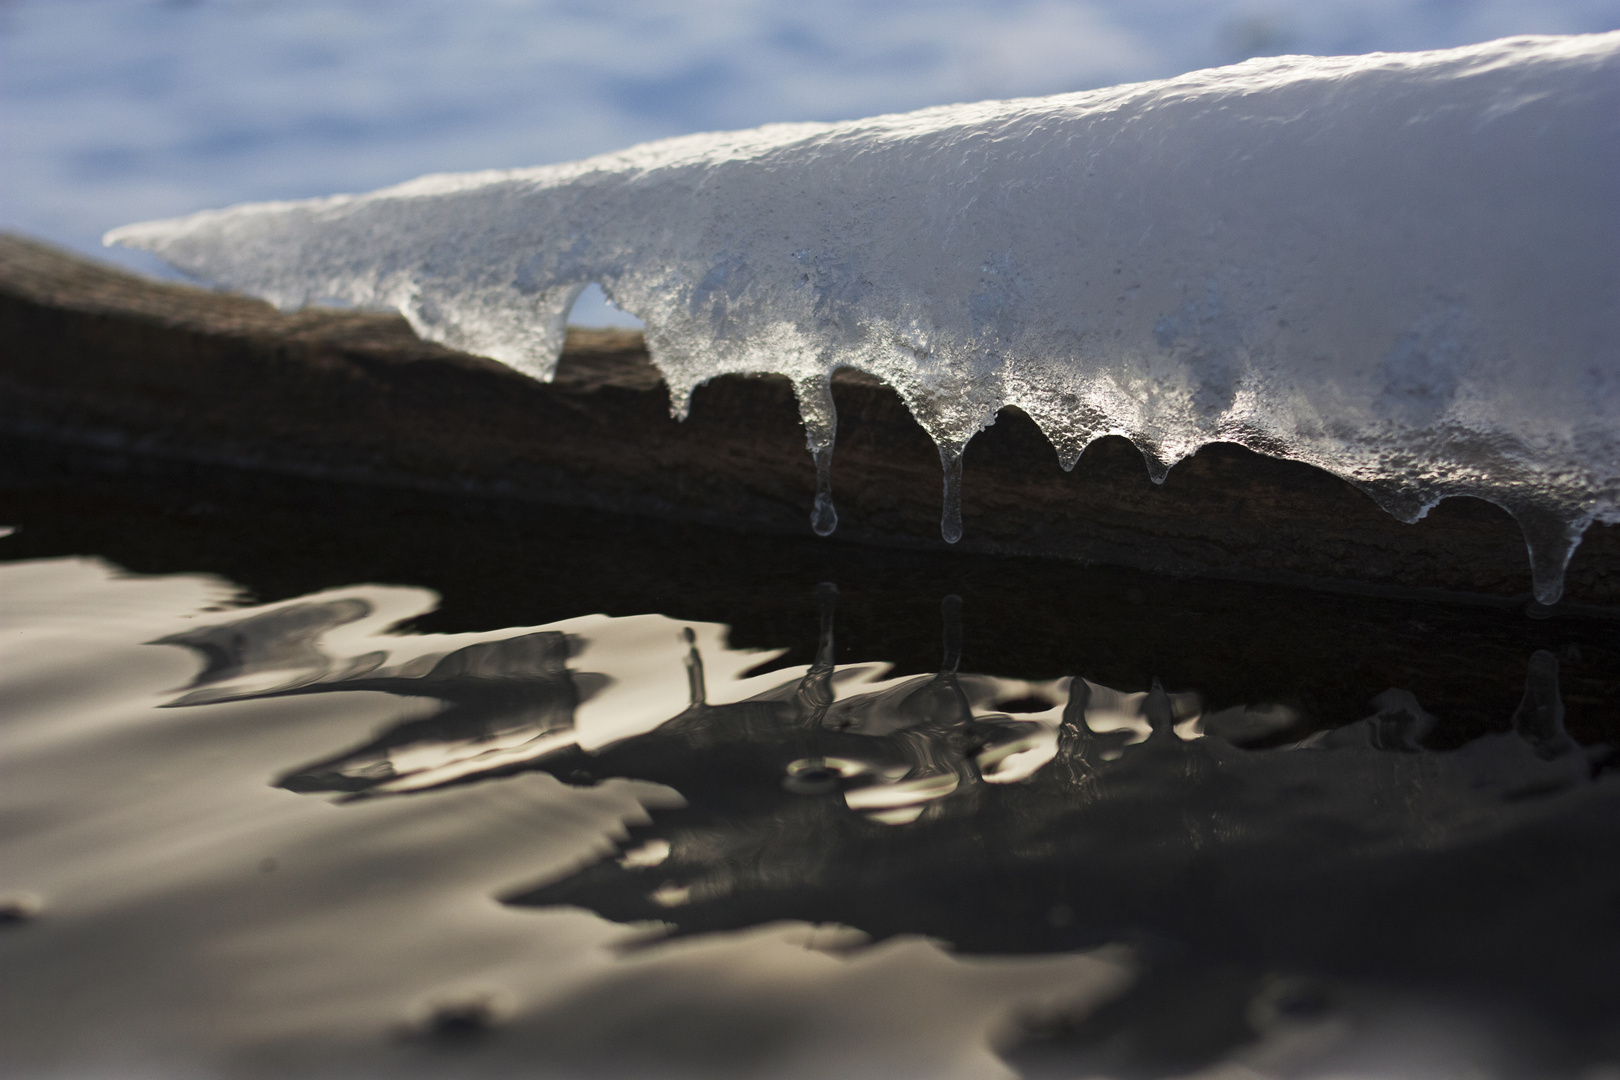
[566,283,644,329]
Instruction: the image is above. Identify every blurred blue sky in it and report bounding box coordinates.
[3,0,1617,323]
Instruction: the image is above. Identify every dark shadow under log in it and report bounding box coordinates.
[1,232,1614,607]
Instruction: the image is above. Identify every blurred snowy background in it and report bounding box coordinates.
[3,0,1618,325]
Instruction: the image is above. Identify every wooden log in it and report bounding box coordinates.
[2,232,1614,607]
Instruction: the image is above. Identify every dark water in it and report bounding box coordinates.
[2,443,1618,1080]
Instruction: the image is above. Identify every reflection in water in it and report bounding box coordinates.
[153,583,1620,1077]
[165,612,601,796]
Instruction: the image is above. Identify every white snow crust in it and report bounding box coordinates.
[107,33,1620,603]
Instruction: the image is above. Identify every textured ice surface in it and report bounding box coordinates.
[108,33,1620,602]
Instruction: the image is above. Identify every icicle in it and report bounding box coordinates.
[939,445,964,544]
[1138,444,1171,486]
[796,377,839,537]
[1359,481,1439,526]
[811,448,837,537]
[1514,507,1586,607]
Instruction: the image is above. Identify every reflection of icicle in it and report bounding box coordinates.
[939,447,964,544]
[682,626,707,707]
[1365,689,1435,752]
[1512,650,1573,760]
[1052,677,1096,781]
[878,594,974,736]
[1315,688,1435,751]
[794,583,838,725]
[940,594,963,674]
[1060,676,1090,736]
[1143,679,1177,742]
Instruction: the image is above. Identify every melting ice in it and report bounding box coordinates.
[107,33,1620,602]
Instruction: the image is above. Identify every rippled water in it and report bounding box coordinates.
[2,457,1618,1079]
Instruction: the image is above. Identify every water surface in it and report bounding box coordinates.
[2,449,1617,1079]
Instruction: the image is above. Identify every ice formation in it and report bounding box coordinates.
[107,33,1620,603]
